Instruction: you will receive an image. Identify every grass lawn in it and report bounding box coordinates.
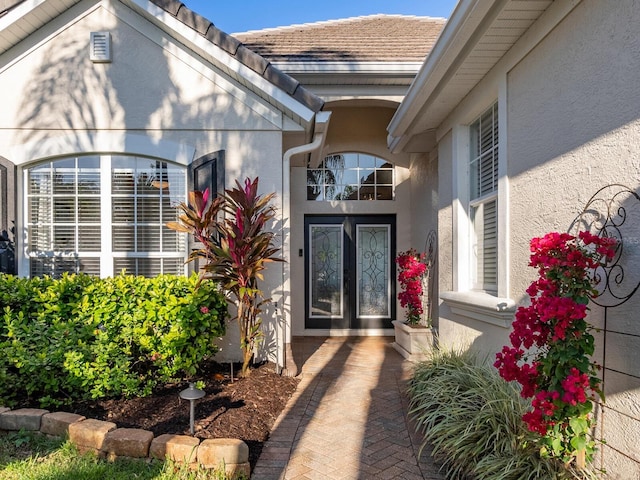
[0,431,236,480]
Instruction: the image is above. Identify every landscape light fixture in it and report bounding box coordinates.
[179,383,205,435]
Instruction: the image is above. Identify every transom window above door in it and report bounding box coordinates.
[25,155,187,278]
[307,153,394,201]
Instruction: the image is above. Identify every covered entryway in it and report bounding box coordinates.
[304,214,396,330]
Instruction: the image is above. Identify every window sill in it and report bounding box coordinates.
[440,291,516,329]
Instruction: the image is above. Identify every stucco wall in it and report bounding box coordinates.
[410,150,439,323]
[435,0,640,476]
[321,106,410,168]
[507,0,640,475]
[0,4,282,134]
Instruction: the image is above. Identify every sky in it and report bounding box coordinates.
[182,0,459,34]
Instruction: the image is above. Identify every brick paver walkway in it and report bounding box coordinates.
[251,337,445,479]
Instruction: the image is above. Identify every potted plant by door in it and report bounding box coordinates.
[392,248,434,361]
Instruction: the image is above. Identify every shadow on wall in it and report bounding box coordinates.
[15,13,256,158]
[568,184,640,397]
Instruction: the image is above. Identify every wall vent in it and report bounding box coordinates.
[90,32,112,63]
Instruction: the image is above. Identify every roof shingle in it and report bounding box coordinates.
[233,15,447,63]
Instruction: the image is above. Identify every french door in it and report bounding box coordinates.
[304,215,396,329]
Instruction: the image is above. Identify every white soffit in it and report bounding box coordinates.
[0,0,82,56]
[388,0,554,153]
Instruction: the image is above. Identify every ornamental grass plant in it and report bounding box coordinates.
[408,348,597,480]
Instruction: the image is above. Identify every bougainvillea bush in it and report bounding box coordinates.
[494,231,617,465]
[396,248,428,325]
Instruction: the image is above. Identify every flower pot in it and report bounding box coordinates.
[392,320,435,362]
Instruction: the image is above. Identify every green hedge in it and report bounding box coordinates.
[0,273,226,407]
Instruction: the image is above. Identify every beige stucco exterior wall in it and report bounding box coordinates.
[507,1,640,475]
[409,150,439,323]
[434,0,640,476]
[0,2,299,363]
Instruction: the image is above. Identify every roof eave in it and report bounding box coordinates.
[0,0,82,47]
[387,0,509,153]
[272,61,425,75]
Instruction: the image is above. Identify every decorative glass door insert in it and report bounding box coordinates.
[309,224,343,318]
[357,225,390,318]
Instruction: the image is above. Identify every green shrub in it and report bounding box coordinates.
[408,349,596,480]
[0,273,226,406]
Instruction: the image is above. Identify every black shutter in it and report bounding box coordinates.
[0,157,16,274]
[189,150,225,197]
[187,151,225,272]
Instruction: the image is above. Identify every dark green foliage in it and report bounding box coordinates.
[0,273,226,407]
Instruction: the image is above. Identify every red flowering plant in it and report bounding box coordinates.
[396,248,428,326]
[494,231,617,466]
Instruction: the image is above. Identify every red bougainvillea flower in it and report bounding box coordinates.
[494,231,617,462]
[396,249,427,325]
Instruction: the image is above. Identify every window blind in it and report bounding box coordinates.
[469,103,499,292]
[26,155,187,278]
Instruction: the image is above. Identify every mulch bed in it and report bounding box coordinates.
[20,361,299,469]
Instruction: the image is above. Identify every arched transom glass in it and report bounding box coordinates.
[307,153,394,201]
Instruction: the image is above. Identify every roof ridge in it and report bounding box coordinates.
[232,13,446,36]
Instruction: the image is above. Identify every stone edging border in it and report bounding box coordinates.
[0,407,250,479]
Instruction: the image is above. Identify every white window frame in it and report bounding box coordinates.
[444,87,513,326]
[21,154,189,278]
[469,102,499,294]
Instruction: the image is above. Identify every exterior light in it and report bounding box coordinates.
[179,382,205,435]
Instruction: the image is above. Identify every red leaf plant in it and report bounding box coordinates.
[168,178,282,377]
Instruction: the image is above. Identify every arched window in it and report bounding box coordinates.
[25,155,187,277]
[307,153,394,201]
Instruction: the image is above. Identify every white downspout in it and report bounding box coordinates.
[278,111,330,376]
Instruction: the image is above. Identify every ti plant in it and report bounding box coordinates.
[167,178,282,377]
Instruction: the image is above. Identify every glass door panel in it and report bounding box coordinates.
[357,225,390,318]
[309,224,343,318]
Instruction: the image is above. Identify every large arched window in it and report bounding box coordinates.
[307,153,394,201]
[25,155,187,277]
